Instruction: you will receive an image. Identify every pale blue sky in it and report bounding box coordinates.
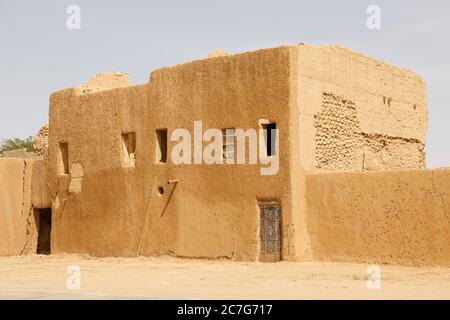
[0,0,449,167]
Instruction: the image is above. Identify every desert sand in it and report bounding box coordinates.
[1,254,450,300]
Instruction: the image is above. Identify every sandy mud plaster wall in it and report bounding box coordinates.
[295,44,428,172]
[48,84,149,257]
[287,44,429,261]
[48,47,296,260]
[0,158,36,255]
[306,169,450,266]
[31,158,51,209]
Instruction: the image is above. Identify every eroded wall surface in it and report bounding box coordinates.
[0,158,37,255]
[296,44,428,172]
[305,169,450,266]
[48,47,294,260]
[289,44,430,262]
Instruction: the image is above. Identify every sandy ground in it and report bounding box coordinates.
[1,254,450,299]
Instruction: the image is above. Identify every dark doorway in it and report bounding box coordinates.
[259,202,281,262]
[36,208,52,255]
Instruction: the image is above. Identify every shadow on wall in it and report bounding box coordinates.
[35,208,52,255]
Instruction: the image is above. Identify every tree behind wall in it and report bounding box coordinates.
[0,137,35,155]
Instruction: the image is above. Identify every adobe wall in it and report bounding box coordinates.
[288,44,430,262]
[48,84,148,257]
[47,47,295,260]
[305,169,450,266]
[0,158,37,255]
[295,44,428,172]
[31,158,51,209]
[7,43,434,265]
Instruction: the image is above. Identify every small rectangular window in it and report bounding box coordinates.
[262,123,277,156]
[122,132,136,167]
[222,128,235,161]
[155,129,167,163]
[58,142,69,175]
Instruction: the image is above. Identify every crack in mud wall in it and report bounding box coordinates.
[19,160,35,255]
[0,159,37,256]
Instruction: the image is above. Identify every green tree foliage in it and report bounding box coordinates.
[0,136,35,154]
